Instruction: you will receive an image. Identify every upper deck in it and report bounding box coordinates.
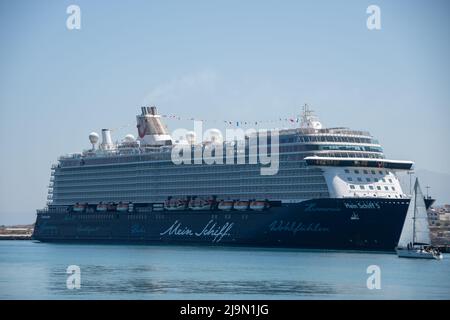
[57,124,384,168]
[44,105,410,205]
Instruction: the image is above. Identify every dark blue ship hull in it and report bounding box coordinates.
[33,198,433,251]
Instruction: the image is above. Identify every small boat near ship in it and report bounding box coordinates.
[396,179,443,260]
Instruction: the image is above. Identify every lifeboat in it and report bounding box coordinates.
[234,201,249,211]
[116,202,130,212]
[218,200,234,211]
[189,199,212,211]
[249,201,268,211]
[164,199,186,211]
[106,203,116,211]
[96,202,108,212]
[73,203,87,212]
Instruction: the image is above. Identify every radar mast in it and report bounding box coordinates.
[300,104,322,130]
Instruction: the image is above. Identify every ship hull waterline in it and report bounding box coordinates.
[33,198,431,251]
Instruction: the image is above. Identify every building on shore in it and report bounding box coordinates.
[0,225,34,240]
[428,204,450,250]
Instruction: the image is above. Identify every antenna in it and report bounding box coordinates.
[300,103,310,127]
[300,103,322,130]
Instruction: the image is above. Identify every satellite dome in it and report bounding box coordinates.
[89,132,99,145]
[204,129,223,144]
[124,134,135,143]
[311,121,322,130]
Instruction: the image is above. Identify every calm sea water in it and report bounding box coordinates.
[0,240,449,300]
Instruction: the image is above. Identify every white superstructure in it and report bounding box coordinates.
[46,105,413,207]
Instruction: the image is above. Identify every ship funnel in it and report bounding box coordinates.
[101,129,113,150]
[136,106,172,146]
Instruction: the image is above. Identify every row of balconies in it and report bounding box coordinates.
[50,183,329,197]
[50,166,321,182]
[50,190,330,202]
[50,174,325,189]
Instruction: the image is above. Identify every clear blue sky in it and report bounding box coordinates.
[1,0,449,224]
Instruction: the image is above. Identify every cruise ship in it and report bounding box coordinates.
[33,105,433,250]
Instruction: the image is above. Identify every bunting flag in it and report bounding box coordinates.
[158,113,301,127]
[113,114,301,134]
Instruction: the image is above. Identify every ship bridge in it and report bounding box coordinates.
[304,157,413,171]
[304,155,412,200]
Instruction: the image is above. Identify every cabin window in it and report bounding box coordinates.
[377,186,381,190]
[391,187,396,191]
[374,178,379,182]
[357,177,362,182]
[366,178,371,182]
[369,186,374,190]
[359,185,365,190]
[384,186,389,191]
[363,170,368,174]
[388,179,393,183]
[371,170,376,174]
[350,185,355,190]
[345,169,350,173]
[347,177,353,181]
[354,170,360,174]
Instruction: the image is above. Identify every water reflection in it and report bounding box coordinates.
[48,264,339,297]
[2,242,448,299]
[55,278,338,297]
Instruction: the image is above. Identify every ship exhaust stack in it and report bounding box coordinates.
[148,106,156,115]
[136,106,172,146]
[101,129,114,150]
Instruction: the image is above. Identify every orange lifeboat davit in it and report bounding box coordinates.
[96,202,108,212]
[218,200,234,211]
[189,198,212,211]
[164,199,186,211]
[106,203,116,211]
[116,202,130,212]
[73,202,87,212]
[234,201,249,211]
[250,200,268,211]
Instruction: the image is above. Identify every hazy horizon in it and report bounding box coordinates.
[1,0,449,225]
